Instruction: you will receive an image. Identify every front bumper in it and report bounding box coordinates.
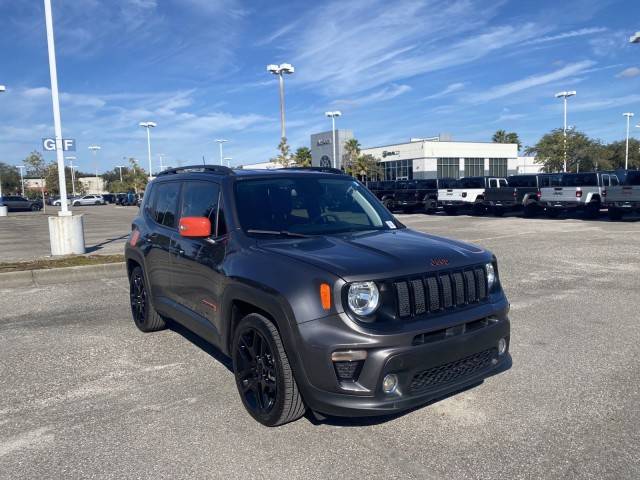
[293,298,511,417]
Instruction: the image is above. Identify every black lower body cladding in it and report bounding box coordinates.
[291,297,511,417]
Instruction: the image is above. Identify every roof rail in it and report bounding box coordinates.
[284,166,347,175]
[156,165,235,177]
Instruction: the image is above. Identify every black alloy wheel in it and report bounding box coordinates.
[232,314,306,426]
[235,327,278,415]
[129,266,166,332]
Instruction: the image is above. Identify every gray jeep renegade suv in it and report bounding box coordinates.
[125,166,511,426]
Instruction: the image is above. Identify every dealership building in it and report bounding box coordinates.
[310,129,354,169]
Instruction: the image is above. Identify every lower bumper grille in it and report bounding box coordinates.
[409,348,497,394]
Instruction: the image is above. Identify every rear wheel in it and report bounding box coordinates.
[382,199,394,211]
[95,201,101,205]
[129,266,166,332]
[585,201,601,219]
[545,208,560,218]
[523,204,538,218]
[472,203,487,215]
[232,313,306,426]
[30,204,40,211]
[492,207,504,217]
[444,206,457,215]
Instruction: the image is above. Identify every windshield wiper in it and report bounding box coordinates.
[246,229,311,238]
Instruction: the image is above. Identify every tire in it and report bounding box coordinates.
[523,204,537,218]
[585,202,601,219]
[129,266,166,332]
[472,203,487,216]
[545,208,560,218]
[95,201,101,205]
[608,207,623,221]
[382,199,394,211]
[492,207,504,217]
[444,206,457,215]
[30,204,40,211]
[73,202,80,207]
[232,313,306,426]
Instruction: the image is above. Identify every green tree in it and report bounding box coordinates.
[292,147,312,167]
[492,129,522,151]
[346,153,381,181]
[342,138,361,172]
[23,151,48,208]
[272,137,293,168]
[601,139,640,170]
[525,129,607,173]
[0,162,22,194]
[45,162,78,196]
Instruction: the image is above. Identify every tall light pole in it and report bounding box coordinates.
[139,121,156,180]
[215,139,228,165]
[555,91,576,172]
[623,113,634,170]
[223,157,232,168]
[115,165,125,183]
[16,166,26,196]
[88,145,101,193]
[267,63,295,141]
[0,85,4,214]
[65,156,77,197]
[325,111,342,169]
[158,153,166,172]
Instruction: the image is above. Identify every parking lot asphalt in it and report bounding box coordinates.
[1,213,639,479]
[0,205,137,262]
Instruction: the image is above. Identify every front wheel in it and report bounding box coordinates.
[444,206,457,215]
[73,202,80,207]
[129,266,166,332]
[232,313,306,426]
[608,207,623,221]
[31,204,40,211]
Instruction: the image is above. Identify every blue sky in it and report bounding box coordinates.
[0,0,639,173]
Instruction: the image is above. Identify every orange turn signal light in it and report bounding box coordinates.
[320,283,331,310]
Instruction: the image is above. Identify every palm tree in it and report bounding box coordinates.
[351,154,381,182]
[342,138,361,172]
[492,130,521,151]
[272,137,292,167]
[292,147,312,167]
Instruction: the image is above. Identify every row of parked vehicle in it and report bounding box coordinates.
[368,170,640,220]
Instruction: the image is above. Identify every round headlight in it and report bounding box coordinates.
[347,282,380,316]
[486,262,496,290]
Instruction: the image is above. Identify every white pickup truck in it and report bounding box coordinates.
[540,172,619,219]
[438,176,508,215]
[605,170,640,220]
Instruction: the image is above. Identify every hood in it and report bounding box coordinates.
[257,228,490,281]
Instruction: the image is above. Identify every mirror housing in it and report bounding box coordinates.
[179,217,211,238]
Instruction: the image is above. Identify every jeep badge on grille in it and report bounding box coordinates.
[431,258,449,266]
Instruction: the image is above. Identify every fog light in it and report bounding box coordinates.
[498,337,507,355]
[382,374,398,394]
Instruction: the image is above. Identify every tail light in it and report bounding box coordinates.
[536,191,541,200]
[576,190,582,198]
[602,190,607,197]
[512,190,517,198]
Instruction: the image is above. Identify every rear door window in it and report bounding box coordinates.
[180,181,220,221]
[154,182,181,228]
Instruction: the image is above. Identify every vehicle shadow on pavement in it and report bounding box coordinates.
[305,382,483,427]
[167,320,233,372]
[85,234,130,254]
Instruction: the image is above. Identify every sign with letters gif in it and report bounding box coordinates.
[42,138,76,152]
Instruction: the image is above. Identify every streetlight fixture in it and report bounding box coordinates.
[325,111,342,169]
[267,63,295,140]
[15,165,26,197]
[139,121,157,180]
[115,165,125,183]
[623,113,634,170]
[215,139,228,165]
[223,157,233,168]
[555,91,576,172]
[630,32,640,43]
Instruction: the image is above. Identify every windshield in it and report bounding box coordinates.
[235,177,398,236]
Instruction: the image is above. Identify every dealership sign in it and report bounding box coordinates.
[382,150,399,158]
[42,138,76,152]
[317,138,331,146]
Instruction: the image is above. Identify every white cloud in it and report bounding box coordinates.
[523,27,607,45]
[333,84,412,107]
[469,61,596,103]
[423,83,466,100]
[616,67,640,79]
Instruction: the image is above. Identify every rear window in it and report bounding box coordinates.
[439,179,458,189]
[626,172,640,185]
[560,173,598,187]
[508,175,537,188]
[416,180,437,189]
[459,177,484,188]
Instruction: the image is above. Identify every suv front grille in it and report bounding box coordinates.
[393,266,488,319]
[409,348,497,394]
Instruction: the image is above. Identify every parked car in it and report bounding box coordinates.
[72,195,106,206]
[102,193,117,204]
[484,174,552,217]
[125,165,511,426]
[605,170,640,220]
[540,172,619,219]
[439,176,508,215]
[394,179,447,213]
[0,195,42,211]
[367,181,396,210]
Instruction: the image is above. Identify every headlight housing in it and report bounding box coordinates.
[485,262,497,291]
[347,281,380,316]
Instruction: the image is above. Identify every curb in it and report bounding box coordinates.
[0,262,126,289]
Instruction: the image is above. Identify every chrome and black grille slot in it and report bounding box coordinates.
[393,266,489,319]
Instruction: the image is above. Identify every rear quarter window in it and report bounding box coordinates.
[153,182,181,228]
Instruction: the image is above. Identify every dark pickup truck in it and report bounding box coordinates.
[367,181,396,210]
[394,179,441,213]
[484,174,551,217]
